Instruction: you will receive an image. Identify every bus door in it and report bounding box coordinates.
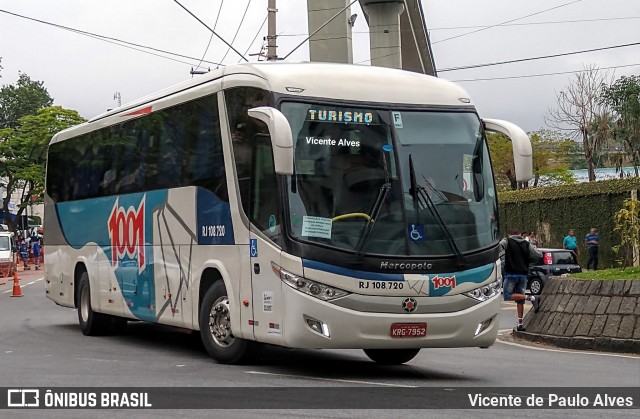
[245,135,285,343]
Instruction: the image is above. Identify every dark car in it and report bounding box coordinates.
[528,248,582,295]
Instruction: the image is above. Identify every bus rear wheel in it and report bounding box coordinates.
[199,281,249,364]
[77,272,111,336]
[363,348,420,365]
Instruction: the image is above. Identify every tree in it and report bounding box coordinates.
[0,73,53,129]
[600,75,640,176]
[529,130,576,187]
[487,130,575,190]
[487,132,517,190]
[0,106,85,231]
[612,198,640,268]
[546,65,613,182]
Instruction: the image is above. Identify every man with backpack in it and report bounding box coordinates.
[500,228,543,332]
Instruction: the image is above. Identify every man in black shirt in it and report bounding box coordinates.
[500,228,543,332]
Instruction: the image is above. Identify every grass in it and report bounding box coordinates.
[569,267,640,280]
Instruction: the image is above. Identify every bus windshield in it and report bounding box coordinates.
[281,102,498,257]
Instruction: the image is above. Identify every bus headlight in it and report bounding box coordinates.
[463,279,502,302]
[272,263,349,301]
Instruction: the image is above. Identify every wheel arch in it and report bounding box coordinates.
[195,262,238,333]
[73,261,88,308]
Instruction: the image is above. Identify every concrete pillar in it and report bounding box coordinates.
[361,0,404,69]
[307,0,353,64]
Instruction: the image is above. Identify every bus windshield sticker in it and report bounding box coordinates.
[301,216,332,239]
[408,224,425,241]
[392,112,403,128]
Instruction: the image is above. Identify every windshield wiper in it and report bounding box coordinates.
[409,155,467,268]
[354,152,391,257]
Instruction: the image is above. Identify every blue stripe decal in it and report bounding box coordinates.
[197,188,235,245]
[55,187,236,322]
[426,263,495,296]
[57,190,168,322]
[302,259,404,281]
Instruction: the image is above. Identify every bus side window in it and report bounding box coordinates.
[226,87,279,238]
[182,94,228,202]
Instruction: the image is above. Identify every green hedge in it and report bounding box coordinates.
[498,178,640,269]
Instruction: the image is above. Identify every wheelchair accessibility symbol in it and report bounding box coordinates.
[408,224,425,242]
[250,239,258,257]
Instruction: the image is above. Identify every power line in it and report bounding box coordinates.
[241,14,269,63]
[195,0,225,71]
[217,0,252,66]
[355,41,640,70]
[171,0,248,62]
[438,41,640,72]
[277,16,640,37]
[450,63,640,82]
[283,0,358,60]
[432,0,584,44]
[429,16,640,31]
[0,8,222,67]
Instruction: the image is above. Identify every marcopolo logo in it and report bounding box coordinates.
[431,275,456,290]
[108,196,146,273]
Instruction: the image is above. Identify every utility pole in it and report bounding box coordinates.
[113,92,121,107]
[266,0,277,60]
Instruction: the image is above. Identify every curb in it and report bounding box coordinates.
[513,330,640,354]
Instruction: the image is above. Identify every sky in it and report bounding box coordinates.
[0,0,638,133]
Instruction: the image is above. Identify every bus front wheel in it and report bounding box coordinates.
[363,348,420,365]
[77,272,112,336]
[199,281,249,364]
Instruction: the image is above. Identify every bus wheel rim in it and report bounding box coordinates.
[209,297,234,347]
[81,285,89,322]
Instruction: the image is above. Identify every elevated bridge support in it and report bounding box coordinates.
[306,0,436,76]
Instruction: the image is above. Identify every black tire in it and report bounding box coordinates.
[199,280,249,364]
[529,276,544,295]
[363,348,420,365]
[77,272,111,336]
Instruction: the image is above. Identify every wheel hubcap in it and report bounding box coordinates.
[209,297,234,346]
[531,281,541,294]
[80,285,89,322]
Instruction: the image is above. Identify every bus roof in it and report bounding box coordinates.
[51,62,474,144]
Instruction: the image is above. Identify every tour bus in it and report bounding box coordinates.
[45,62,532,365]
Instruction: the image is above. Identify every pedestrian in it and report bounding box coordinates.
[528,231,538,247]
[500,228,542,332]
[585,227,599,270]
[32,239,41,270]
[563,229,578,255]
[19,239,29,270]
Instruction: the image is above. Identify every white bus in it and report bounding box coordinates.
[45,62,532,365]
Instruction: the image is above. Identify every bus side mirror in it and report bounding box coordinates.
[248,106,294,175]
[482,118,533,182]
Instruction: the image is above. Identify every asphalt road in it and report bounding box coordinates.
[1,270,638,418]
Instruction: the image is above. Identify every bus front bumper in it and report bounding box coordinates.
[280,286,501,349]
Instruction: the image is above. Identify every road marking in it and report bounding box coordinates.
[245,370,417,388]
[77,357,121,363]
[496,334,640,359]
[2,277,44,294]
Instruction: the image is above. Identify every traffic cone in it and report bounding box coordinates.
[11,271,23,297]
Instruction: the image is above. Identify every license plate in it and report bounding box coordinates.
[390,323,427,338]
